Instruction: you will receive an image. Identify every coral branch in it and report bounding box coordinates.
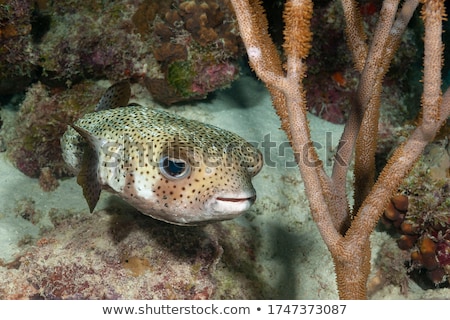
[231,0,283,85]
[421,0,445,131]
[283,0,313,62]
[231,0,342,250]
[231,0,293,136]
[353,0,401,213]
[332,0,419,222]
[340,0,368,71]
[231,0,449,299]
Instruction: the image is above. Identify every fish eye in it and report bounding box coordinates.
[159,156,191,179]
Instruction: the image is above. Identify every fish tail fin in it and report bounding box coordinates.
[71,124,102,213]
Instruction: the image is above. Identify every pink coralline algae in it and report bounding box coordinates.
[0,206,269,299]
[191,62,238,96]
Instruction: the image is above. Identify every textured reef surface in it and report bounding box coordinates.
[0,206,268,299]
[1,0,241,103]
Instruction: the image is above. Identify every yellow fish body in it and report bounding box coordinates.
[61,82,262,225]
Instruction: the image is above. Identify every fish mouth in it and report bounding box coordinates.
[216,195,256,204]
[212,194,257,214]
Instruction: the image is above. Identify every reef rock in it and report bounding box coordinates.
[0,205,269,299]
[0,0,241,104]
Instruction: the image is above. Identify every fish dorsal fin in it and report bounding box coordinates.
[71,124,102,212]
[95,80,131,111]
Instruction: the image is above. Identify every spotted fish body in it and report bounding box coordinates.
[61,82,263,225]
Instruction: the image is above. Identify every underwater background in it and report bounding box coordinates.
[0,0,449,299]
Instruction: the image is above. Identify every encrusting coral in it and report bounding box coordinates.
[229,0,450,299]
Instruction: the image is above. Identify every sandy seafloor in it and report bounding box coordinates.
[0,74,449,300]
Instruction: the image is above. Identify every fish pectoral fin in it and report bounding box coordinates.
[77,145,101,213]
[70,124,102,213]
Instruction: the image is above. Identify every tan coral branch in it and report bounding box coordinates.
[230,0,449,300]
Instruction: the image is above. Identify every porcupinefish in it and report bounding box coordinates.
[61,82,263,225]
